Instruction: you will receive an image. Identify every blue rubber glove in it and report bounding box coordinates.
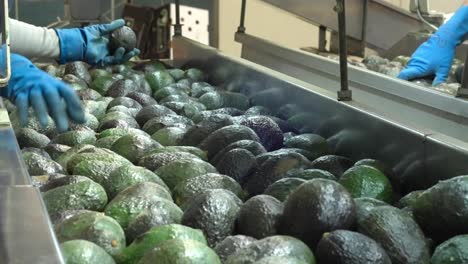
[398,6,468,86]
[55,19,140,66]
[1,54,85,132]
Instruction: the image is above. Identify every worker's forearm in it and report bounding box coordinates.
[9,19,60,60]
[464,0,468,6]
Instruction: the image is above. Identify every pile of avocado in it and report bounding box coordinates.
[8,59,468,264]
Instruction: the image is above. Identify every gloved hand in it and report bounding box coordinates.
[55,19,140,66]
[398,6,468,86]
[1,54,85,132]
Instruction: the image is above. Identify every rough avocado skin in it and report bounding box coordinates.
[225,235,316,264]
[72,160,122,187]
[182,189,242,247]
[252,257,309,264]
[110,134,162,163]
[172,173,245,208]
[116,224,207,264]
[155,158,217,190]
[198,125,260,159]
[286,169,337,181]
[263,178,307,202]
[39,175,90,193]
[135,105,176,127]
[60,240,115,264]
[138,238,221,264]
[431,235,468,264]
[245,152,310,195]
[284,133,330,160]
[411,175,468,242]
[239,116,284,151]
[216,148,257,185]
[181,114,234,146]
[310,155,354,178]
[43,177,108,215]
[211,139,267,166]
[354,197,388,223]
[64,62,91,85]
[395,190,423,208]
[214,235,256,263]
[55,211,125,257]
[22,151,65,176]
[110,26,137,52]
[316,230,391,264]
[138,151,200,171]
[237,195,284,239]
[357,206,430,264]
[279,179,356,248]
[16,128,50,148]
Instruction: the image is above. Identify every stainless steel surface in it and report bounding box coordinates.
[173,36,468,192]
[0,186,63,264]
[259,0,441,51]
[235,32,468,142]
[0,0,11,86]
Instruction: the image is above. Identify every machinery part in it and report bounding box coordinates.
[174,0,182,36]
[335,0,351,101]
[0,0,11,87]
[456,52,468,98]
[411,0,438,31]
[237,0,247,33]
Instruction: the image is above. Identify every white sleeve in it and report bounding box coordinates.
[9,19,60,60]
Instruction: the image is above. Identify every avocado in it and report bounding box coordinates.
[100,111,137,125]
[44,144,71,161]
[431,235,468,264]
[135,105,176,126]
[107,106,139,118]
[138,238,221,264]
[185,68,205,82]
[191,83,216,98]
[94,135,122,149]
[199,91,250,110]
[280,179,355,248]
[225,235,316,264]
[91,76,115,95]
[98,127,149,139]
[106,165,169,198]
[10,108,56,136]
[173,173,245,208]
[116,224,207,264]
[109,26,137,53]
[98,117,140,132]
[411,175,468,242]
[263,178,307,202]
[246,152,310,195]
[55,144,96,168]
[357,206,430,264]
[192,108,245,123]
[50,209,94,227]
[310,155,354,178]
[395,190,423,208]
[125,92,157,106]
[284,134,330,160]
[181,114,234,146]
[77,88,102,100]
[107,97,142,111]
[253,257,309,264]
[339,165,393,203]
[82,100,107,121]
[354,197,388,223]
[316,230,391,264]
[110,134,162,163]
[237,195,283,239]
[55,211,125,257]
[104,182,179,229]
[90,68,112,80]
[168,68,185,81]
[125,205,183,243]
[244,106,272,116]
[43,177,108,215]
[106,79,137,97]
[182,101,207,119]
[236,116,283,151]
[16,128,50,148]
[22,147,51,158]
[287,113,322,133]
[286,168,337,181]
[51,129,97,146]
[38,175,89,192]
[153,86,186,101]
[214,235,256,263]
[138,151,200,171]
[142,114,194,135]
[182,189,242,246]
[255,149,310,166]
[216,148,257,184]
[159,93,191,104]
[151,127,186,146]
[60,240,115,264]
[161,101,187,115]
[155,158,217,190]
[72,160,121,187]
[22,151,65,176]
[276,104,303,120]
[198,125,260,159]
[211,139,267,166]
[65,62,91,85]
[65,148,131,174]
[69,113,99,131]
[148,146,207,161]
[145,70,175,92]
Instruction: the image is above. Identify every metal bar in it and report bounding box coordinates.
[456,51,468,98]
[14,0,18,20]
[174,0,182,36]
[237,0,247,33]
[336,0,351,101]
[318,25,327,52]
[111,0,115,21]
[360,0,368,57]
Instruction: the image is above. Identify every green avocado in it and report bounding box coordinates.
[145,70,175,92]
[110,134,162,163]
[181,114,234,146]
[184,68,205,81]
[155,158,217,190]
[142,114,193,135]
[94,135,122,149]
[214,235,256,263]
[263,178,307,202]
[72,160,121,187]
[286,169,337,181]
[60,240,115,264]
[211,139,266,166]
[138,151,200,171]
[199,91,250,110]
[216,148,257,184]
[284,133,330,160]
[15,128,50,148]
[22,151,65,176]
[431,235,468,264]
[51,129,97,146]
[55,211,125,257]
[135,105,176,127]
[44,144,71,161]
[151,127,186,146]
[148,146,207,161]
[109,26,137,53]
